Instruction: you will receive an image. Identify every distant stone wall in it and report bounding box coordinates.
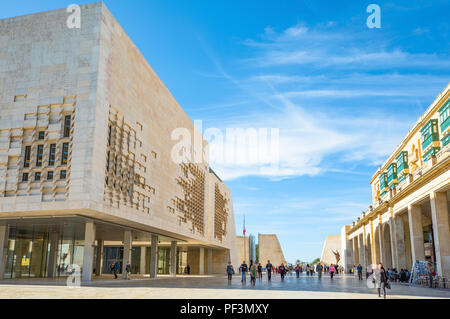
[236,236,250,264]
[258,234,286,267]
[320,235,342,266]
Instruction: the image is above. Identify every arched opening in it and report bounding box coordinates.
[374,227,381,264]
[366,234,372,268]
[383,224,392,268]
[353,237,359,265]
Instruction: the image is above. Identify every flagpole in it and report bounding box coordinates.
[243,215,246,264]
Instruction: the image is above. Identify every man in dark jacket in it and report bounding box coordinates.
[240,261,248,283]
[279,264,286,281]
[357,264,363,280]
[113,260,119,279]
[266,260,273,281]
[226,261,234,283]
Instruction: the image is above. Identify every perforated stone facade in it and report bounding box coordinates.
[0,2,238,271]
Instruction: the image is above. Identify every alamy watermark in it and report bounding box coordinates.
[366,4,381,29]
[66,264,81,288]
[171,120,280,173]
[66,4,81,29]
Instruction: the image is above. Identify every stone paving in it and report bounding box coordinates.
[0,273,449,299]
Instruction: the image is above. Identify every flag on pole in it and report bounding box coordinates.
[243,215,246,236]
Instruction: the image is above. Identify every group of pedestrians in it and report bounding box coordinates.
[226,260,287,286]
[108,260,131,279]
[228,260,337,285]
[387,268,410,283]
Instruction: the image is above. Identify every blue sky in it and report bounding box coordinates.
[4,1,450,262]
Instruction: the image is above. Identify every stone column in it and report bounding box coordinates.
[388,217,397,268]
[95,239,104,276]
[0,225,9,280]
[140,246,146,275]
[430,191,450,278]
[353,237,359,265]
[47,231,59,278]
[82,221,96,282]
[378,224,384,264]
[340,226,352,272]
[207,248,213,274]
[408,204,425,263]
[370,220,376,268]
[394,216,407,269]
[358,234,366,270]
[199,247,205,275]
[170,241,177,277]
[122,230,132,279]
[150,235,158,278]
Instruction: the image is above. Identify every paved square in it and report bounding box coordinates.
[1,273,449,299]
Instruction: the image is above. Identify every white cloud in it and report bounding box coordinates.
[200,22,449,181]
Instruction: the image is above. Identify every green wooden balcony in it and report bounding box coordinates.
[439,100,450,146]
[421,119,440,161]
[387,163,398,189]
[396,151,409,177]
[379,172,388,195]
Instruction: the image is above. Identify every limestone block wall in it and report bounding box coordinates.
[320,235,342,266]
[0,3,103,210]
[92,3,237,250]
[0,3,238,255]
[236,236,250,264]
[258,234,286,266]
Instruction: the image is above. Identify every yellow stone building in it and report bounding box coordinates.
[340,84,450,279]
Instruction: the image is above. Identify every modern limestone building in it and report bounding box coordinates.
[340,84,450,278]
[258,234,286,266]
[320,235,341,267]
[236,234,286,266]
[0,2,238,282]
[236,235,256,264]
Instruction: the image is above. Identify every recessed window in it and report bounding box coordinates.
[22,173,29,182]
[23,146,31,168]
[60,170,67,180]
[35,172,41,181]
[36,145,44,167]
[47,171,54,181]
[38,131,45,140]
[63,115,71,138]
[49,144,56,166]
[61,143,69,165]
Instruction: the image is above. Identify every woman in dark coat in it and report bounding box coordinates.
[374,263,389,298]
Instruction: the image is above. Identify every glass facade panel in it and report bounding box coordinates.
[158,247,170,274]
[5,226,50,279]
[102,247,123,274]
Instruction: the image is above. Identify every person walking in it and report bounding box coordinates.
[357,264,363,280]
[295,264,301,278]
[125,261,131,280]
[186,264,190,275]
[240,261,248,283]
[226,261,234,283]
[305,264,310,276]
[257,263,263,280]
[250,263,257,286]
[266,260,273,281]
[279,263,286,281]
[427,263,435,288]
[316,263,323,279]
[374,263,389,298]
[329,264,336,280]
[113,260,120,279]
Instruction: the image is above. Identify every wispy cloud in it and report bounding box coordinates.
[198,22,449,181]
